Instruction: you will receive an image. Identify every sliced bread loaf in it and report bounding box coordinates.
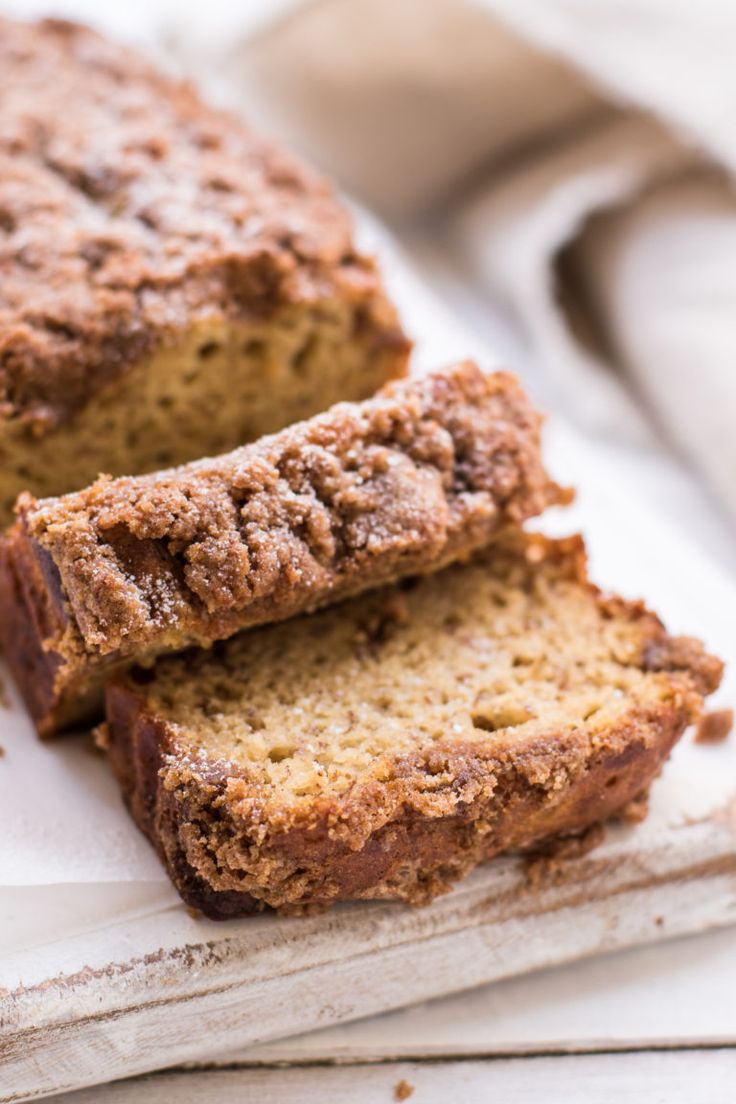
[0,362,565,734]
[103,532,722,919]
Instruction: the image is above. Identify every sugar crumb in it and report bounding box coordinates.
[616,789,649,824]
[524,822,605,887]
[694,709,733,745]
[93,724,110,751]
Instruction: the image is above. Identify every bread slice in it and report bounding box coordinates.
[102,532,722,919]
[0,17,409,526]
[0,363,565,735]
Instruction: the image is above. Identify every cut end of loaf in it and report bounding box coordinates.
[0,15,410,523]
[0,307,410,529]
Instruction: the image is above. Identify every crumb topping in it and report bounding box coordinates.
[23,363,566,657]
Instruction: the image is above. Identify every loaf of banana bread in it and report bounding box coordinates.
[0,362,567,735]
[102,531,722,919]
[0,17,409,526]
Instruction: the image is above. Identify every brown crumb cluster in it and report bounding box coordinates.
[523,822,607,888]
[616,789,650,824]
[694,709,733,745]
[0,362,566,735]
[102,531,722,919]
[0,16,396,432]
[394,1081,414,1101]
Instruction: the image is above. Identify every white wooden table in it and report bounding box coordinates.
[42,1052,736,1104]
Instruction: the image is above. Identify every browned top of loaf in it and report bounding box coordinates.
[20,362,566,658]
[0,17,393,431]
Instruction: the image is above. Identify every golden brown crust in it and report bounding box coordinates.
[0,363,566,734]
[0,16,405,432]
[103,533,722,919]
[107,694,688,920]
[0,518,66,726]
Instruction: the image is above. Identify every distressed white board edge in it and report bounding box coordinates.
[3,809,736,1103]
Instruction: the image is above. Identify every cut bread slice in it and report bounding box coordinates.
[0,362,565,735]
[103,532,722,919]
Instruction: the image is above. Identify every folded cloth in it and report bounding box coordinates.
[176,0,736,529]
[569,171,736,524]
[456,114,692,447]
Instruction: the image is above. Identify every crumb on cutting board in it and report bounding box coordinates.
[523,822,606,887]
[92,724,110,751]
[695,709,733,745]
[616,789,650,824]
[394,1080,414,1101]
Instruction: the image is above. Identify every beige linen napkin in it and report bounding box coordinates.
[190,0,736,524]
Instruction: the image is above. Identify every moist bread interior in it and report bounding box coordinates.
[0,306,405,525]
[138,537,703,815]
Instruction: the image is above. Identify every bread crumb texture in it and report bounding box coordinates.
[105,532,722,916]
